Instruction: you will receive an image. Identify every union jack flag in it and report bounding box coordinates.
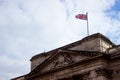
[75,14,87,20]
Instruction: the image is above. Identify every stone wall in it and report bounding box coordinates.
[69,38,101,52]
[69,38,112,52]
[32,57,110,80]
[110,58,120,80]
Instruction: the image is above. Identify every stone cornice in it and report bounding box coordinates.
[26,53,109,79]
[11,74,26,80]
[57,49,101,57]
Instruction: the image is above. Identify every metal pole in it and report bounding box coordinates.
[86,12,89,36]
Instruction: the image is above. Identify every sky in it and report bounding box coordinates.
[0,0,120,80]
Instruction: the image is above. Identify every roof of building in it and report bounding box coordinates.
[31,33,115,61]
[11,74,26,80]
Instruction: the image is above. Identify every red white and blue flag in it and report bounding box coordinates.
[75,13,89,36]
[75,14,87,20]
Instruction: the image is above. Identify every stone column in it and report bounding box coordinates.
[89,70,97,80]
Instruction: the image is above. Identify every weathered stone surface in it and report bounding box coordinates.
[11,33,120,80]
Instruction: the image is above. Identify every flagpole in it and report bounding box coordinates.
[86,12,89,36]
[75,12,89,36]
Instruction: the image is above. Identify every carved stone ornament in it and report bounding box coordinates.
[52,53,74,68]
[95,67,112,79]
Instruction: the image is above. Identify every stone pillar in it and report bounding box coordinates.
[89,70,97,80]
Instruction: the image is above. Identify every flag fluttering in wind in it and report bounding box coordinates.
[75,12,89,36]
[75,14,87,20]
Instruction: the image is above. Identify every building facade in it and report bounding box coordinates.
[12,33,120,80]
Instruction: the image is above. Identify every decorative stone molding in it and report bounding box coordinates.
[52,53,74,68]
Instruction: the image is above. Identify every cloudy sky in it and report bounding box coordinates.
[0,0,120,80]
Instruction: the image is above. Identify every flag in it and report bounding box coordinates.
[75,14,87,20]
[75,12,89,36]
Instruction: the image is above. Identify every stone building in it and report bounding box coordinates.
[11,33,120,80]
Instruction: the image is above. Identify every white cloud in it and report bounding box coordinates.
[0,0,120,80]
